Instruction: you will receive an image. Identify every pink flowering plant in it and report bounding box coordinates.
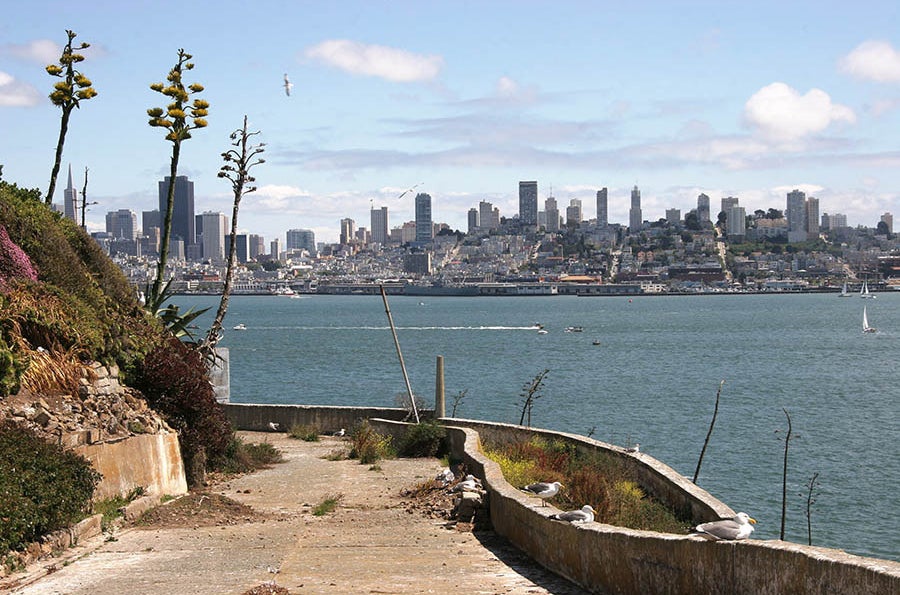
[0,224,38,292]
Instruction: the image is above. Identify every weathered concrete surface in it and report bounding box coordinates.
[5,432,587,595]
[74,432,187,500]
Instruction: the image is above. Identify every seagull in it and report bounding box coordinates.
[450,474,482,493]
[267,422,280,432]
[521,481,563,506]
[435,468,455,486]
[625,443,640,454]
[397,183,423,200]
[550,505,596,524]
[330,428,346,437]
[283,73,293,97]
[691,512,757,541]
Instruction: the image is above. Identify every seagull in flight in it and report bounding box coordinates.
[283,73,294,97]
[397,183,423,199]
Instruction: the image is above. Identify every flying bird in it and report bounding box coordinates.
[283,73,294,97]
[521,481,563,506]
[397,183,423,199]
[550,505,596,524]
[691,512,757,541]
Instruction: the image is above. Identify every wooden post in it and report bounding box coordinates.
[435,355,445,418]
[379,285,419,423]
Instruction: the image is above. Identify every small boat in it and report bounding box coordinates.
[838,281,852,297]
[537,329,549,335]
[565,326,584,333]
[592,340,602,346]
[863,306,876,334]
[232,323,247,330]
[860,279,876,299]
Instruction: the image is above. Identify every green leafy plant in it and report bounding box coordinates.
[348,421,394,465]
[0,421,101,558]
[396,420,446,458]
[288,424,320,442]
[312,493,343,516]
[215,435,284,475]
[44,30,97,205]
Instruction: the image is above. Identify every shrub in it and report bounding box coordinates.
[131,336,232,487]
[348,421,394,465]
[0,421,100,558]
[312,493,343,516]
[215,435,284,475]
[396,420,447,458]
[288,424,320,442]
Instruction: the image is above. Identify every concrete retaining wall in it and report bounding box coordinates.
[75,433,187,500]
[224,402,431,434]
[370,417,900,595]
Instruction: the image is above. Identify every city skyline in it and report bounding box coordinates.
[2,1,899,243]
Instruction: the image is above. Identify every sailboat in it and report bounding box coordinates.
[863,306,877,333]
[860,279,876,299]
[839,280,852,297]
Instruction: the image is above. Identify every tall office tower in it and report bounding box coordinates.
[629,185,642,232]
[721,196,739,215]
[832,213,847,228]
[249,234,265,260]
[566,198,582,226]
[544,196,560,232]
[142,210,160,236]
[158,175,195,249]
[697,193,711,224]
[880,212,893,234]
[820,213,832,231]
[805,197,819,239]
[518,181,538,225]
[199,211,227,262]
[596,187,608,227]
[666,208,681,225]
[478,200,495,231]
[414,192,433,244]
[786,189,806,233]
[230,233,249,263]
[726,205,747,240]
[355,227,369,244]
[371,206,389,245]
[286,228,316,254]
[340,218,355,245]
[467,208,479,234]
[105,209,137,240]
[270,238,282,259]
[63,164,79,222]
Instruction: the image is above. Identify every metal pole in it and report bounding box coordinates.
[435,355,445,418]
[380,285,419,423]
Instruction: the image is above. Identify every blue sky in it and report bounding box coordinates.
[2,1,899,243]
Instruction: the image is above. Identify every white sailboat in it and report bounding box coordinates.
[863,306,876,334]
[860,279,876,299]
[839,281,852,297]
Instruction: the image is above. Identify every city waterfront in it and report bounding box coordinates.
[178,292,899,562]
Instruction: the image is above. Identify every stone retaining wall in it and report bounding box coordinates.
[223,402,431,434]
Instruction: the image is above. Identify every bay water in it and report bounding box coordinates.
[176,292,899,561]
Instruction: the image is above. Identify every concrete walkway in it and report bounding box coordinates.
[6,432,587,595]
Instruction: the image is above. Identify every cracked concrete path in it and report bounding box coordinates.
[6,432,587,595]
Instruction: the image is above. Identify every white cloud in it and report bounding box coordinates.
[838,40,900,83]
[304,39,442,83]
[0,71,41,107]
[3,39,60,63]
[744,82,856,142]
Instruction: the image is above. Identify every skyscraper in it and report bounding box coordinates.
[881,212,894,234]
[158,175,195,250]
[697,193,710,224]
[786,189,807,242]
[371,206,389,245]
[518,181,538,226]
[63,164,78,222]
[805,196,819,239]
[142,210,160,236]
[105,209,137,240]
[721,196,739,215]
[596,188,608,227]
[544,196,560,232]
[726,205,746,240]
[249,234,265,260]
[467,208,479,234]
[566,198,582,226]
[199,211,227,263]
[414,192,433,244]
[478,200,497,231]
[340,218,355,245]
[286,229,316,254]
[629,185,642,232]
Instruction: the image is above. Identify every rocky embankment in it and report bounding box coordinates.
[1,362,172,448]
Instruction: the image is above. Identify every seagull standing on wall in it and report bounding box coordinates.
[691,512,757,540]
[521,481,563,506]
[550,505,596,524]
[283,73,293,97]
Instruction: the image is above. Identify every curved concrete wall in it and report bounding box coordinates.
[372,417,900,595]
